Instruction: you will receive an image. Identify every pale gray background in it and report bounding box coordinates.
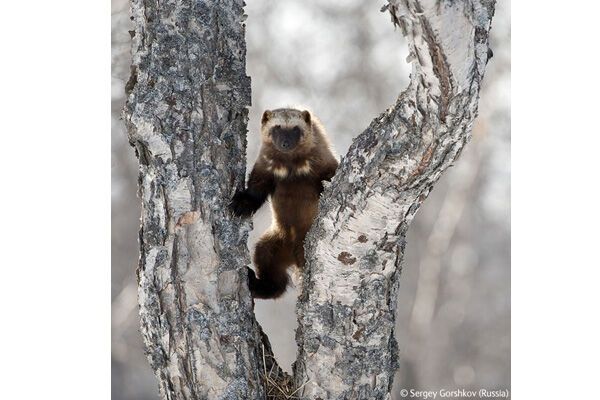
[112,1,510,398]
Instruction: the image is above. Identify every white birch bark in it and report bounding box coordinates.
[294,0,496,398]
[124,0,495,399]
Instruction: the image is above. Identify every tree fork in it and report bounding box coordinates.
[124,0,496,399]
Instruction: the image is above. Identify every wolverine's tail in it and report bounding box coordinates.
[247,267,289,299]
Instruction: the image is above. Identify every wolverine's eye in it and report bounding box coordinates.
[292,126,302,136]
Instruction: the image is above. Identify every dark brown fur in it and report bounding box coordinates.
[231,108,338,299]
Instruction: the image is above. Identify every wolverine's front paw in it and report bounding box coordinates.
[246,266,257,279]
[246,267,258,295]
[230,191,256,218]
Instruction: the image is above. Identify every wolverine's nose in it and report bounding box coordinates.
[271,127,301,151]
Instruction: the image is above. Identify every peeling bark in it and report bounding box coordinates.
[294,1,495,398]
[124,0,266,398]
[124,0,495,399]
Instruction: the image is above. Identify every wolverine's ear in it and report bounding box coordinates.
[261,110,272,125]
[301,110,311,124]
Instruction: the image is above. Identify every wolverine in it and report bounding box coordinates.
[231,108,339,299]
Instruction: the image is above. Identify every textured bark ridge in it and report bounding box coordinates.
[294,0,495,398]
[123,0,267,398]
[124,0,495,399]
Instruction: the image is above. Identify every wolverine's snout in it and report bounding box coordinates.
[271,126,302,152]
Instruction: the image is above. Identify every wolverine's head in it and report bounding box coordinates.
[261,108,314,153]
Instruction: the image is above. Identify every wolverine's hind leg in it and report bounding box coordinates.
[250,231,294,299]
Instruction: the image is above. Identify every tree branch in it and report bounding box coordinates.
[294,0,495,398]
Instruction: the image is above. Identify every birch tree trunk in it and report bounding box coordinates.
[124,0,495,399]
[294,1,495,397]
[123,0,268,398]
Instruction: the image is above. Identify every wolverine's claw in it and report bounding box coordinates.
[230,191,255,217]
